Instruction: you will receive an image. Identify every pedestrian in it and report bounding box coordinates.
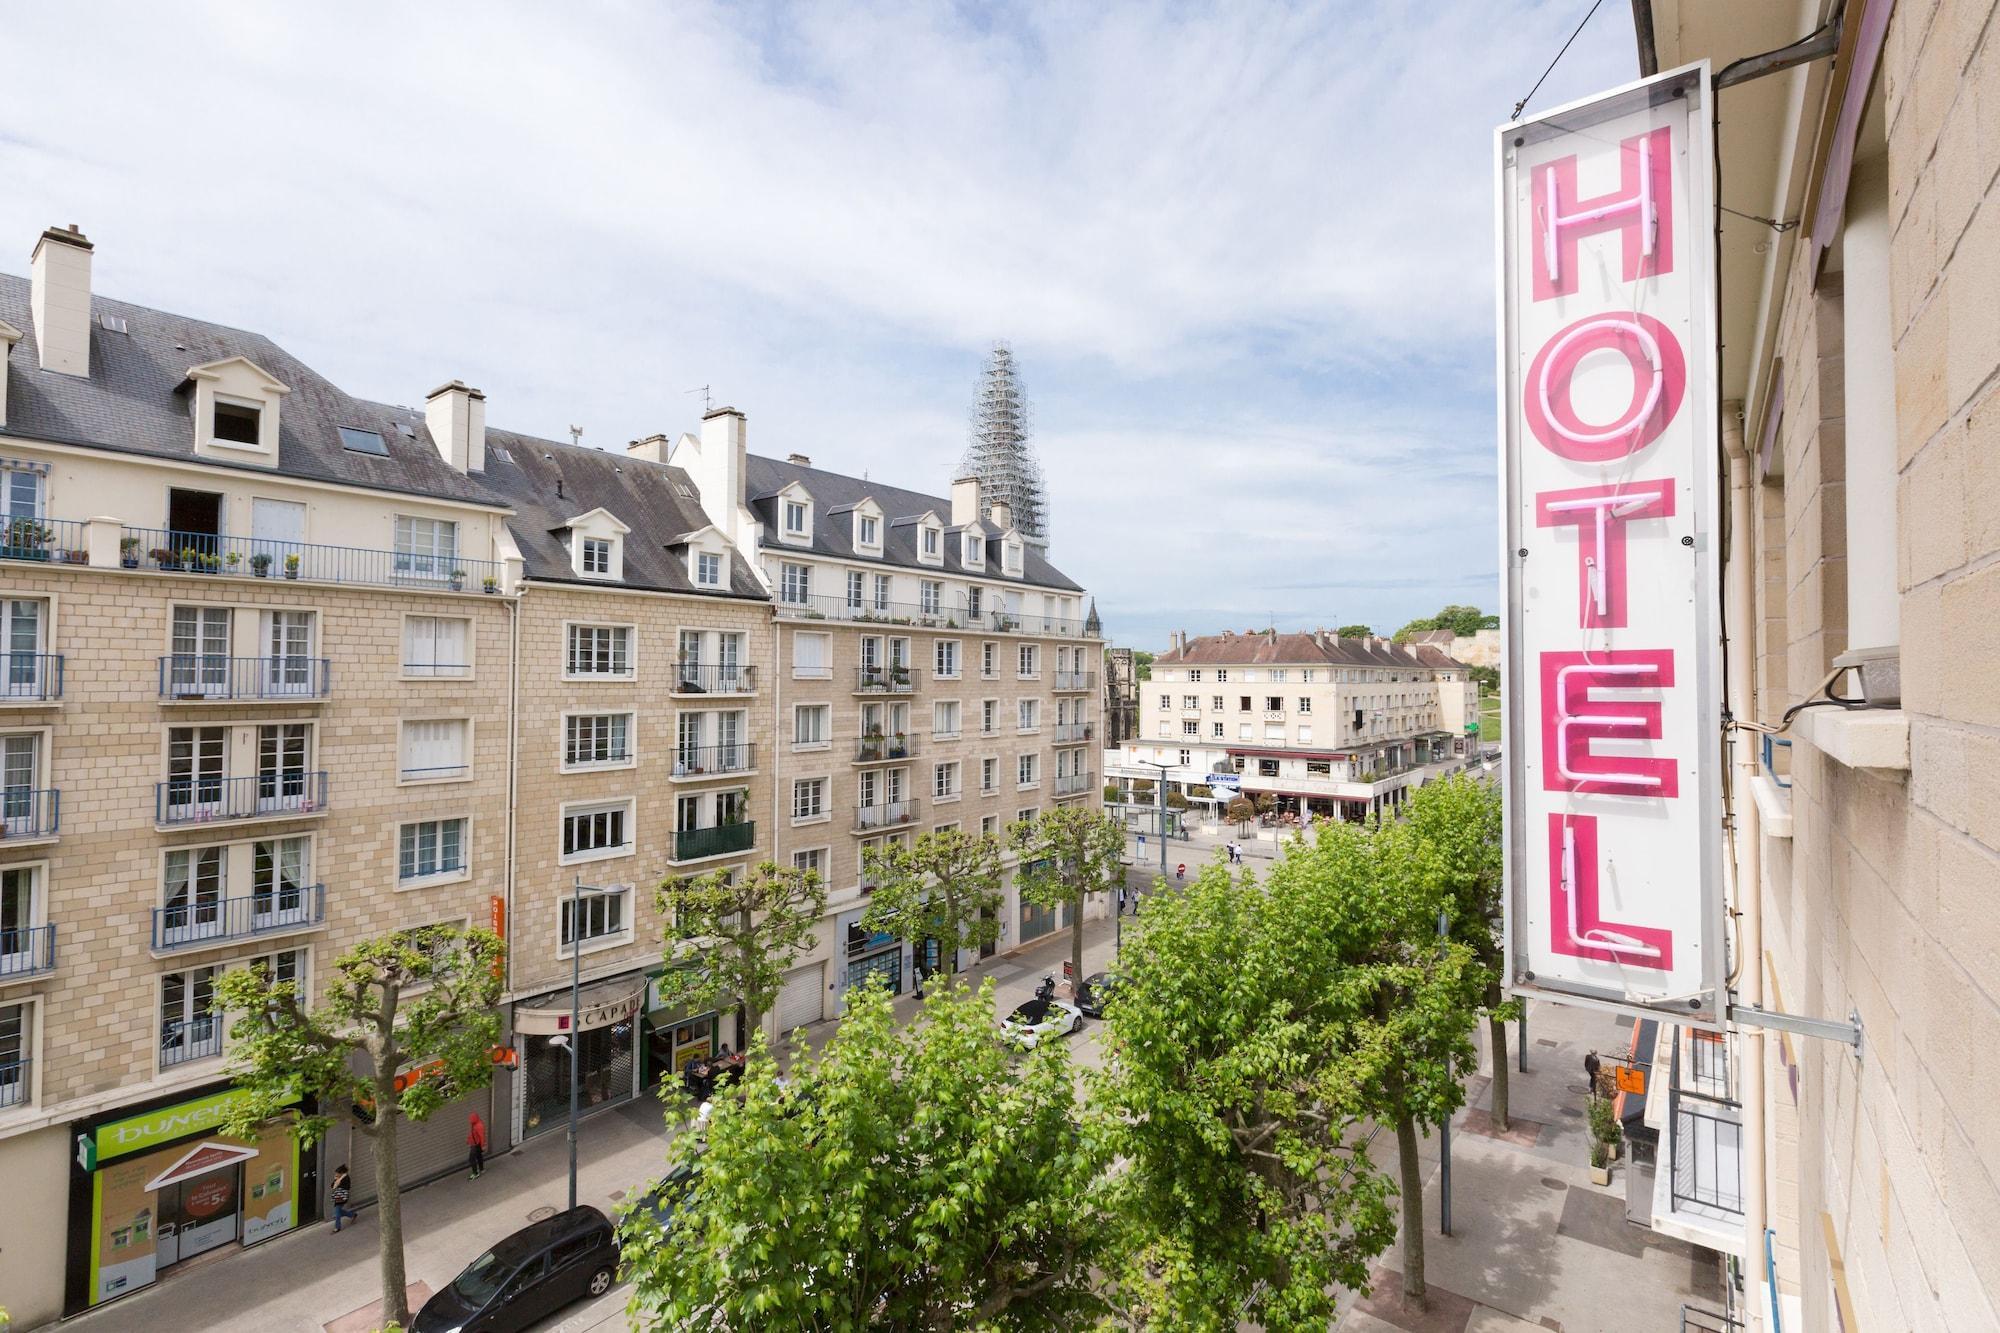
[1583,1049,1602,1095]
[466,1110,487,1179]
[330,1164,357,1232]
[914,959,927,999]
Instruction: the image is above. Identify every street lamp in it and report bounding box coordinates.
[548,874,614,1211]
[1135,758,1174,886]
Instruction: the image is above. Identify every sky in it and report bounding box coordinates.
[1,1,1636,650]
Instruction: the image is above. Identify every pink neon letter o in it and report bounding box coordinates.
[1524,312,1686,462]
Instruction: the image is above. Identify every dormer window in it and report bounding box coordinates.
[214,399,261,445]
[697,552,723,587]
[963,533,984,568]
[1004,540,1023,575]
[860,515,878,546]
[785,501,808,535]
[186,356,289,466]
[581,538,613,575]
[563,507,630,582]
[923,527,939,557]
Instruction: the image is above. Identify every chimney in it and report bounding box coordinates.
[990,499,1013,531]
[0,319,20,429]
[786,452,812,467]
[424,380,487,474]
[700,405,748,513]
[30,225,93,377]
[627,433,670,463]
[950,475,981,527]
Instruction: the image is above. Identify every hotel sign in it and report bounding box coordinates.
[1496,64,1724,1026]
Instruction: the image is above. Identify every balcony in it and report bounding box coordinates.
[1650,1028,1746,1257]
[152,886,327,953]
[0,923,56,980]
[0,1056,27,1109]
[1053,722,1095,745]
[1054,771,1095,797]
[159,1014,223,1069]
[1053,671,1096,692]
[1,653,62,704]
[1,788,59,843]
[854,799,920,832]
[772,594,1092,638]
[854,735,918,765]
[671,820,756,863]
[0,517,88,566]
[123,527,505,594]
[673,663,758,696]
[158,655,332,702]
[155,772,330,828]
[671,743,756,780]
[855,666,917,694]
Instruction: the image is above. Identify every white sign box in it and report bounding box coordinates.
[1496,64,1724,1026]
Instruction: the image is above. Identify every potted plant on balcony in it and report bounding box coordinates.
[449,568,466,592]
[225,550,244,574]
[148,546,175,570]
[2,517,49,560]
[283,553,301,580]
[891,730,908,757]
[120,536,142,568]
[482,575,499,594]
[859,728,884,761]
[249,553,272,578]
[891,664,911,688]
[196,551,221,575]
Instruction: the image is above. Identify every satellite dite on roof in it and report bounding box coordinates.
[1494,62,1726,1031]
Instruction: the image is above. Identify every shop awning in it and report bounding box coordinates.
[516,977,646,1036]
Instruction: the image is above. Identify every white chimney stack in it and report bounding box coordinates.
[627,433,670,463]
[700,406,748,513]
[30,225,93,378]
[990,499,1013,531]
[425,380,487,474]
[951,476,981,527]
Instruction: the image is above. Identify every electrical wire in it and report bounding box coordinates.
[1512,0,1608,120]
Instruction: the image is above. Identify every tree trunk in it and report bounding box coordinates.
[1070,889,1086,989]
[1487,1011,1511,1132]
[372,1074,410,1329]
[1395,1110,1427,1312]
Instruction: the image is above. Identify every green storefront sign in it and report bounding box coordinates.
[78,1086,300,1171]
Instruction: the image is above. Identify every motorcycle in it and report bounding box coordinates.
[1034,975,1058,1002]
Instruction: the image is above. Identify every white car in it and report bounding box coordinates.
[1001,996,1083,1049]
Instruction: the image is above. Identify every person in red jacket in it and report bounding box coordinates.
[467,1110,488,1179]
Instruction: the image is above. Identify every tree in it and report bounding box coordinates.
[214,925,505,1330]
[1392,605,1498,643]
[1224,795,1255,833]
[1104,782,1124,804]
[1132,777,1155,797]
[655,859,827,1042]
[1336,624,1374,639]
[1468,663,1499,693]
[1094,858,1397,1329]
[1406,776,1512,1129]
[1133,649,1154,681]
[620,980,1109,1329]
[1165,790,1190,811]
[861,828,1002,980]
[1253,792,1276,816]
[1011,806,1125,988]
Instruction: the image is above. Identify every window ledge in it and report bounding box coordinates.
[1791,707,1909,772]
[1749,774,1793,840]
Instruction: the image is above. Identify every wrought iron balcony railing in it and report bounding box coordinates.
[855,735,918,764]
[854,799,920,832]
[153,885,327,952]
[0,787,59,840]
[158,655,332,701]
[160,1014,223,1068]
[673,743,756,778]
[0,924,56,979]
[855,666,918,693]
[1,652,62,702]
[772,593,1092,638]
[0,517,88,565]
[124,527,504,593]
[155,772,329,826]
[673,662,758,695]
[1054,771,1096,796]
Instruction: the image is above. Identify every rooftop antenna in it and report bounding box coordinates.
[686,385,713,414]
[568,424,583,447]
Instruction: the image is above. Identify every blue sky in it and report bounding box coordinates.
[1,1,1636,650]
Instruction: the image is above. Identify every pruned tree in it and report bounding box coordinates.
[1225,796,1255,833]
[655,859,827,1043]
[861,828,1002,980]
[1131,777,1155,797]
[214,925,505,1330]
[1011,805,1126,987]
[1165,790,1190,811]
[619,980,1110,1328]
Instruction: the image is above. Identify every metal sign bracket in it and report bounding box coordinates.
[1727,1000,1863,1056]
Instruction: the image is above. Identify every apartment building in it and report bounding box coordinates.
[1111,630,1479,823]
[664,418,1102,1026]
[1577,4,2000,1326]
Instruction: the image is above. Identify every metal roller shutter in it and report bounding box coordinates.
[775,963,825,1035]
[346,1084,491,1206]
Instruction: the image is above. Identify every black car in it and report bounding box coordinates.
[412,1205,620,1333]
[1075,971,1123,1018]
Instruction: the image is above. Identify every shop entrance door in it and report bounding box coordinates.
[155,1168,241,1268]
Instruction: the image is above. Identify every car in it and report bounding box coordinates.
[411,1205,620,1333]
[1001,996,1083,1048]
[1074,971,1123,1019]
[631,1160,701,1231]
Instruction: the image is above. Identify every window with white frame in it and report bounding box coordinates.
[400,817,468,883]
[784,500,808,535]
[920,580,941,615]
[1298,726,1313,743]
[981,757,998,792]
[981,699,998,733]
[567,624,633,677]
[921,525,940,558]
[565,713,631,768]
[400,719,469,782]
[1018,754,1039,787]
[846,570,865,610]
[696,552,723,587]
[0,999,31,1108]
[562,885,631,950]
[1298,697,1312,714]
[1004,540,1022,574]
[982,642,997,676]
[1017,645,1039,677]
[160,964,222,1067]
[1182,694,1199,709]
[403,615,471,677]
[1210,722,1224,738]
[0,865,44,974]
[1158,695,1170,711]
[967,586,984,619]
[872,573,891,611]
[1182,720,1199,737]
[1018,698,1040,731]
[580,537,613,576]
[963,533,984,566]
[1216,669,1228,682]
[2,467,45,520]
[241,946,306,991]
[933,700,961,738]
[934,640,960,679]
[1,598,51,701]
[781,562,812,604]
[1017,806,1037,824]
[859,514,879,547]
[792,631,830,678]
[794,704,829,747]
[393,515,458,579]
[934,761,960,799]
[980,815,999,836]
[793,777,826,821]
[563,801,632,860]
[792,847,826,879]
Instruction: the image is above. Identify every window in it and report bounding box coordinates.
[1259,759,1280,778]
[565,713,631,768]
[935,762,960,799]
[794,704,830,747]
[563,801,632,861]
[1298,697,1312,714]
[780,563,811,604]
[1018,645,1039,677]
[251,837,313,928]
[982,757,998,792]
[935,640,960,678]
[1239,696,1252,712]
[1179,749,1192,766]
[566,624,633,677]
[2,468,45,520]
[1307,761,1331,777]
[872,574,891,611]
[968,586,984,618]
[860,514,879,546]
[213,399,261,445]
[934,700,961,738]
[1158,695,1170,711]
[1017,806,1037,825]
[1018,699,1040,731]
[0,865,43,975]
[400,818,468,883]
[1216,670,1228,682]
[257,722,311,798]
[0,1000,29,1108]
[1211,695,1223,710]
[982,699,998,733]
[1158,723,1172,738]
[793,778,826,821]
[964,534,984,565]
[401,719,469,782]
[581,538,612,575]
[1271,670,1288,683]
[393,515,458,579]
[1018,754,1039,787]
[793,847,826,878]
[1297,726,1313,743]
[338,426,387,455]
[792,632,830,678]
[159,845,224,945]
[1,598,50,701]
[981,815,999,836]
[1303,670,1316,683]
[920,581,941,615]
[1266,696,1283,712]
[1182,694,1199,709]
[696,552,722,586]
[982,642,998,677]
[160,965,222,1067]
[1004,541,1022,574]
[1239,723,1253,740]
[1189,670,1202,682]
[845,570,865,610]
[784,500,808,535]
[562,885,631,950]
[403,615,471,677]
[1182,720,1199,737]
[922,526,940,557]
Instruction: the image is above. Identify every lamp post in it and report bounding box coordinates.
[1136,759,1174,885]
[549,875,612,1212]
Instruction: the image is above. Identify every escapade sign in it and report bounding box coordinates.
[1496,64,1724,1026]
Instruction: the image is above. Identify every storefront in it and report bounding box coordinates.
[1018,895,1072,945]
[65,1083,309,1315]
[640,966,725,1092]
[512,974,645,1141]
[837,909,906,1012]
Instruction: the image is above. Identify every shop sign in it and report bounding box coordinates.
[1496,63,1725,1027]
[515,981,646,1035]
[80,1085,301,1171]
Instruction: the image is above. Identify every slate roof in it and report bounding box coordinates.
[744,454,1083,593]
[479,434,768,600]
[0,271,498,507]
[1158,632,1466,672]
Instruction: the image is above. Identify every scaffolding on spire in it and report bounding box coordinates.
[960,342,1049,549]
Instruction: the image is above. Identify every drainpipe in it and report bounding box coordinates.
[506,588,522,1004]
[1724,405,1769,1327]
[769,611,785,1047]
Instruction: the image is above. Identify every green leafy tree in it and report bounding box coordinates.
[1133,649,1154,681]
[1336,624,1374,638]
[861,828,1002,980]
[620,980,1109,1329]
[1406,776,1512,1128]
[1131,777,1155,798]
[1103,782,1124,804]
[1468,664,1499,692]
[1011,806,1126,988]
[1165,790,1190,812]
[213,925,505,1330]
[1392,605,1497,643]
[655,859,827,1043]
[1094,859,1397,1329]
[1224,795,1255,833]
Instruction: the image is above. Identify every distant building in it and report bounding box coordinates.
[1103,643,1140,746]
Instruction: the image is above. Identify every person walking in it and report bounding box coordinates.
[330,1164,357,1232]
[466,1110,488,1180]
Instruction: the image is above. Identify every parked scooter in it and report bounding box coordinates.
[1034,975,1058,1002]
